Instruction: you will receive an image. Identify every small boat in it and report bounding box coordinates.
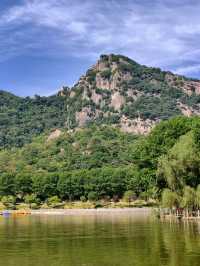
[2,211,11,216]
[12,210,31,216]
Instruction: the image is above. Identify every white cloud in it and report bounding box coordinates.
[0,0,200,77]
[174,64,200,75]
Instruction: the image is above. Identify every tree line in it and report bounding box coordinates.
[0,116,200,209]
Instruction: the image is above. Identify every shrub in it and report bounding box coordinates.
[80,196,87,202]
[30,203,40,209]
[100,70,112,80]
[1,195,16,209]
[88,191,98,202]
[162,189,179,209]
[24,194,40,208]
[123,190,136,203]
[181,186,196,210]
[47,196,62,208]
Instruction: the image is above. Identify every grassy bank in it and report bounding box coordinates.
[0,199,158,211]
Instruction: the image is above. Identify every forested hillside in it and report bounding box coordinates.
[0,116,200,207]
[1,54,200,149]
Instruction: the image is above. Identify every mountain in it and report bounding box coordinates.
[1,54,200,149]
[62,54,200,133]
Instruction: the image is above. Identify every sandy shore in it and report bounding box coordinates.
[30,207,152,216]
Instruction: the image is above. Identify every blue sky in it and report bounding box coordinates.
[0,0,200,96]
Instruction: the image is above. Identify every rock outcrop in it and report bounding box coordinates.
[57,54,200,135]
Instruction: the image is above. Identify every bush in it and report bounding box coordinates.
[162,189,179,209]
[47,196,62,208]
[123,190,136,203]
[1,195,16,209]
[94,201,103,208]
[100,70,112,79]
[80,196,87,202]
[88,191,98,202]
[30,203,40,209]
[24,194,40,209]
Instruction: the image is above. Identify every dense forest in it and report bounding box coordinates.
[0,116,200,209]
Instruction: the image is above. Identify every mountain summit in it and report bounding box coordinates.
[1,54,200,148]
[59,54,200,134]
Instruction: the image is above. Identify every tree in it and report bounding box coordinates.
[162,189,179,210]
[157,132,200,190]
[88,191,98,202]
[1,195,16,209]
[123,190,136,203]
[24,194,40,208]
[196,185,200,217]
[47,196,62,208]
[0,173,15,196]
[181,186,196,215]
[15,173,32,198]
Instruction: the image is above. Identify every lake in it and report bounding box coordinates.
[0,209,200,266]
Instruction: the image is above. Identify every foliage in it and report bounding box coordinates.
[24,194,40,206]
[100,69,112,79]
[88,191,98,202]
[1,195,16,209]
[181,186,196,210]
[1,92,200,204]
[47,196,62,208]
[162,189,179,209]
[123,190,136,203]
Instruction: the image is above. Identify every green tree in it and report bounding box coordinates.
[123,190,136,203]
[88,191,98,202]
[47,196,62,208]
[24,194,40,208]
[181,186,196,212]
[1,195,16,209]
[162,189,179,210]
[15,173,32,198]
[0,173,15,196]
[157,132,200,190]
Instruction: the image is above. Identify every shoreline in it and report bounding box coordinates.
[31,207,152,215]
[0,207,153,216]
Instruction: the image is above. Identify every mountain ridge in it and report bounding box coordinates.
[1,54,200,148]
[57,54,200,133]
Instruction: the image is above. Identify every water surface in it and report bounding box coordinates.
[0,209,200,266]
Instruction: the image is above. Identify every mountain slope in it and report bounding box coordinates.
[60,54,200,134]
[0,116,199,202]
[1,54,200,148]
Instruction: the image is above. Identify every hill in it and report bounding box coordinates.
[1,54,200,149]
[0,116,200,204]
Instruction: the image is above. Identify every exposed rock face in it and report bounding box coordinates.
[183,81,200,96]
[177,102,200,116]
[110,92,125,111]
[76,107,94,127]
[91,90,102,105]
[127,89,142,100]
[57,86,70,96]
[47,129,62,142]
[96,73,110,90]
[57,54,200,135]
[165,73,200,96]
[120,115,157,135]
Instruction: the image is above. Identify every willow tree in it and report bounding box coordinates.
[162,189,179,214]
[181,186,196,217]
[157,132,200,191]
[196,185,200,217]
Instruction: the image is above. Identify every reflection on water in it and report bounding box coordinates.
[0,210,199,266]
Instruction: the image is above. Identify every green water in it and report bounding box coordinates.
[0,211,200,266]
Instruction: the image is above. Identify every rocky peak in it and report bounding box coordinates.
[57,54,200,135]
